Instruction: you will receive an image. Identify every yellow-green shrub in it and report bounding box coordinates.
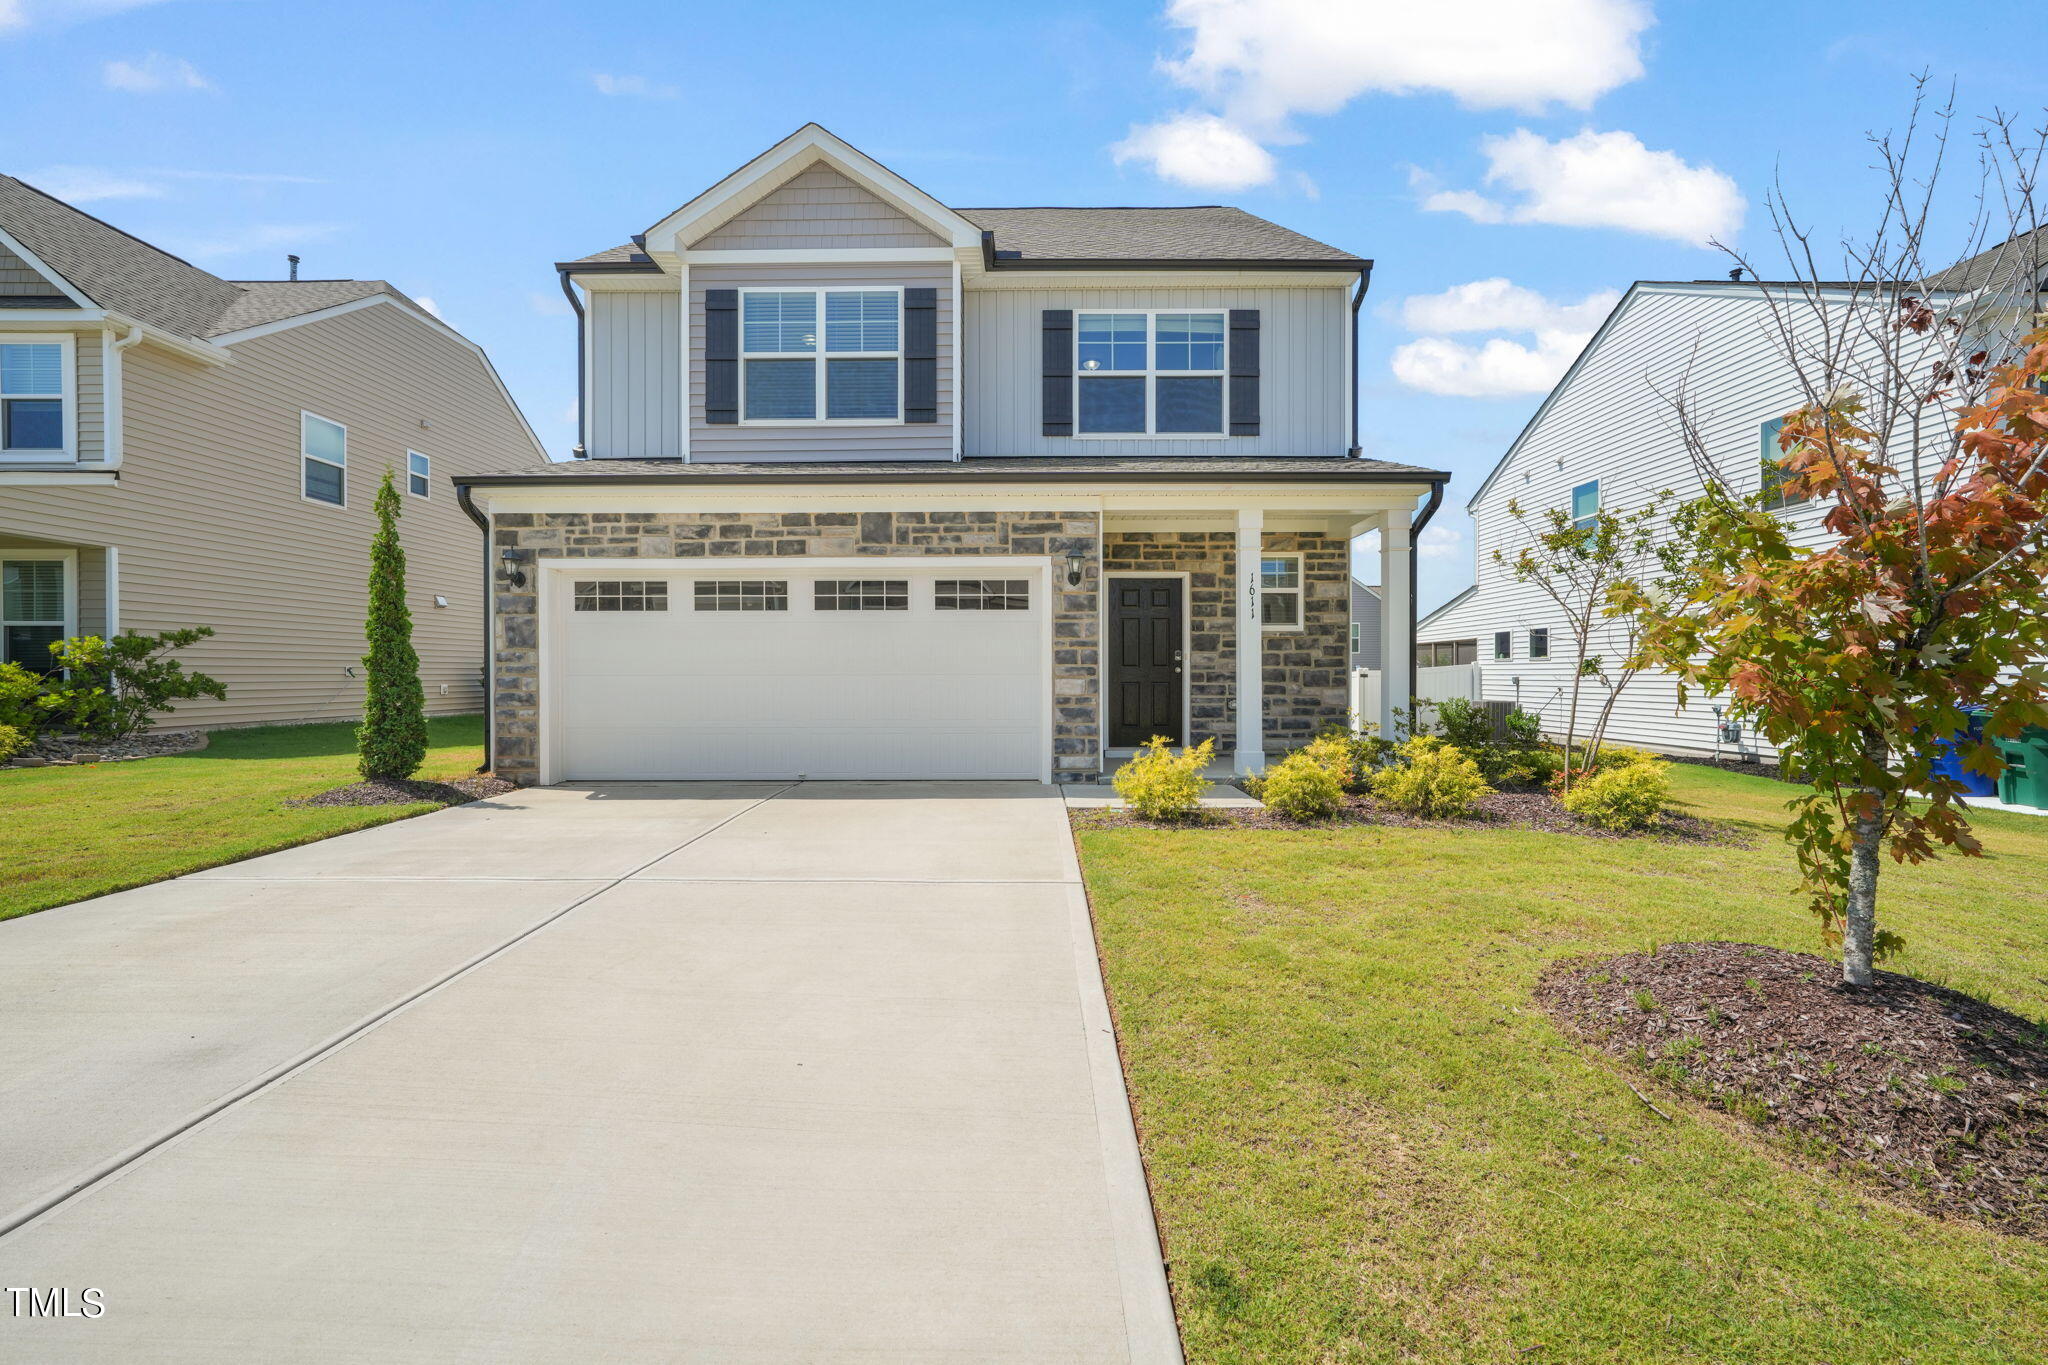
[1561,760,1672,830]
[1260,751,1345,820]
[1370,736,1494,818]
[0,723,25,762]
[1298,732,1363,790]
[1111,736,1215,820]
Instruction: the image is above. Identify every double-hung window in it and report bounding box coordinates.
[2,555,70,674]
[1075,311,1225,435]
[407,451,431,498]
[1529,628,1550,659]
[301,412,346,506]
[1570,479,1600,530]
[1760,417,1806,509]
[1493,630,1512,660]
[1260,553,1302,629]
[0,338,71,460]
[741,288,901,423]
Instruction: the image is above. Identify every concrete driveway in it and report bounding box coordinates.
[0,783,1180,1363]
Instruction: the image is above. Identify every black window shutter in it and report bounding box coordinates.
[903,287,938,423]
[1041,309,1073,437]
[704,288,739,425]
[1228,309,1260,437]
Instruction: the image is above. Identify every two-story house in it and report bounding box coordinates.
[0,174,548,726]
[453,124,1445,785]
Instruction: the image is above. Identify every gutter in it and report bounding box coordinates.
[980,256,1366,272]
[101,323,143,470]
[452,465,1447,490]
[1406,482,1444,724]
[456,483,495,773]
[1348,262,1373,456]
[557,269,588,459]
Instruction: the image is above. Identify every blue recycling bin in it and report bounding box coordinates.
[1930,707,1999,797]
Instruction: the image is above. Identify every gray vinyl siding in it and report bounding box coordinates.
[689,165,945,251]
[0,241,65,295]
[1349,580,1382,670]
[687,261,954,462]
[963,284,1348,457]
[588,289,681,460]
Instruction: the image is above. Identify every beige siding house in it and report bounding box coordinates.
[0,174,549,728]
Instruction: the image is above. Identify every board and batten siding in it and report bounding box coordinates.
[0,302,545,728]
[962,284,1348,457]
[588,289,681,460]
[1427,285,1858,760]
[688,164,945,251]
[686,261,955,461]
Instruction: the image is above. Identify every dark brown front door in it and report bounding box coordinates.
[1108,578,1184,747]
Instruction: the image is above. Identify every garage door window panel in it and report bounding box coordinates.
[694,580,788,612]
[815,579,909,612]
[935,579,1030,611]
[573,580,669,612]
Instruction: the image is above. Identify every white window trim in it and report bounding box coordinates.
[1350,621,1362,655]
[300,409,347,509]
[407,449,432,499]
[1492,631,1512,661]
[737,285,905,427]
[1,548,77,669]
[1569,478,1600,530]
[1258,551,1303,634]
[1073,309,1228,440]
[1528,627,1550,659]
[0,333,78,464]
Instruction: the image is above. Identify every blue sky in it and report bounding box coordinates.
[3,0,2040,610]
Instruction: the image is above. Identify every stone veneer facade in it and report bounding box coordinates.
[488,508,1102,784]
[486,510,1352,784]
[1100,530,1351,752]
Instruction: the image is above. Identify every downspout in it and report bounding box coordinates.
[1407,481,1445,720]
[1348,262,1373,457]
[457,483,495,773]
[558,269,588,459]
[102,324,143,470]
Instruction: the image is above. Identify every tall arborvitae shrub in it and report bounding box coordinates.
[357,469,428,780]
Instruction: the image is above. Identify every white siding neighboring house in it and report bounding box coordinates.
[1420,245,2046,761]
[0,173,548,727]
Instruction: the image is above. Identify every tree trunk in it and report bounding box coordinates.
[1841,732,1889,988]
[1562,666,1585,793]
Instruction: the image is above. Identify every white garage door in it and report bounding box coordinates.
[550,564,1048,781]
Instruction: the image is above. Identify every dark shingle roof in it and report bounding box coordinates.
[1924,225,2048,294]
[957,206,1359,264]
[0,172,435,340]
[563,205,1362,272]
[456,456,1443,484]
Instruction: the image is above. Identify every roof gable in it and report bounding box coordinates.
[689,163,945,251]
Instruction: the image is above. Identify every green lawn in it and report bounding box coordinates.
[1078,765,2048,1364]
[0,715,487,922]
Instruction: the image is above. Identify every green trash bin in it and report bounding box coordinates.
[1991,725,2048,810]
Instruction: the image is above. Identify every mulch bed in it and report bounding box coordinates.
[1076,789,1746,845]
[1664,752,1792,783]
[286,774,519,809]
[1539,942,2048,1238]
[9,729,208,767]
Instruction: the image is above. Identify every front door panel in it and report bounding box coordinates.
[1107,578,1184,748]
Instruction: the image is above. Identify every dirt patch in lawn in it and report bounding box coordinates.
[1538,942,2048,1238]
[287,773,519,809]
[1075,790,1746,845]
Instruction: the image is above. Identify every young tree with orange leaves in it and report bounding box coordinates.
[1633,89,2048,987]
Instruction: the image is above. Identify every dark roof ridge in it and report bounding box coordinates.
[0,172,221,283]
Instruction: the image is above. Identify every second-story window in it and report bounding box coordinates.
[1570,479,1600,530]
[1,339,69,459]
[1075,312,1225,436]
[301,411,347,507]
[741,288,900,423]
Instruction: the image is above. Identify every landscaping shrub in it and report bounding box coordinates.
[1370,736,1494,818]
[1112,736,1215,819]
[1562,759,1673,830]
[359,469,429,781]
[40,629,227,739]
[0,722,25,762]
[0,661,46,735]
[1432,698,1552,790]
[1260,751,1345,820]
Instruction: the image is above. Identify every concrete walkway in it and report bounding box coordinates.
[0,782,1181,1362]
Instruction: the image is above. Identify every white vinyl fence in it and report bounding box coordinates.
[1350,664,1484,735]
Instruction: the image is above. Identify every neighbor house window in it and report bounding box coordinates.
[741,288,901,423]
[934,579,1029,610]
[1418,640,1479,667]
[1529,627,1550,659]
[1259,554,1302,628]
[407,451,431,498]
[301,411,347,506]
[815,579,908,611]
[1075,311,1225,436]
[573,580,668,612]
[1760,417,1806,509]
[1350,622,1362,655]
[1570,479,1600,530]
[1493,631,1512,660]
[0,338,70,458]
[1,557,69,674]
[694,580,787,612]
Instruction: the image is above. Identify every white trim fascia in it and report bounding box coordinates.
[0,470,115,486]
[534,553,1055,786]
[214,295,552,466]
[1097,568,1193,751]
[0,308,107,327]
[0,223,94,308]
[681,247,957,265]
[641,124,983,253]
[575,273,676,293]
[474,483,1433,516]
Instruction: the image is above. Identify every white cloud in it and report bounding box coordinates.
[414,296,442,319]
[591,73,677,99]
[1399,278,1620,335]
[2,0,183,36]
[23,165,163,203]
[1391,331,1589,398]
[1425,128,1745,246]
[1111,112,1276,191]
[103,52,211,92]
[1417,523,1465,561]
[173,222,344,262]
[1119,0,1652,186]
[529,290,573,318]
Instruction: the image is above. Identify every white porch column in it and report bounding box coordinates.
[1234,508,1266,774]
[1379,511,1413,739]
